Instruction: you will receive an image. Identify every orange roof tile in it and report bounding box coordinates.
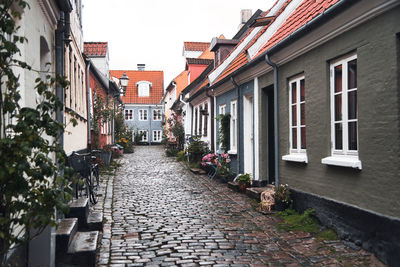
[110,70,164,105]
[198,47,214,60]
[184,42,210,52]
[84,42,108,56]
[255,0,340,57]
[174,71,189,95]
[215,0,339,85]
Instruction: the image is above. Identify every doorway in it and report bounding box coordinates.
[243,94,253,176]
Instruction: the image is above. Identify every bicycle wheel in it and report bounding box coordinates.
[92,164,99,190]
[77,174,89,199]
[88,172,98,204]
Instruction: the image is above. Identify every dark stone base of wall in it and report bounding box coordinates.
[252,180,268,187]
[291,188,400,267]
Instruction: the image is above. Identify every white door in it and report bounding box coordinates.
[243,95,253,176]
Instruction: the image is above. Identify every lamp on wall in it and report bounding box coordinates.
[119,72,129,95]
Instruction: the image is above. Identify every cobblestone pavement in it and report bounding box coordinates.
[95,146,382,267]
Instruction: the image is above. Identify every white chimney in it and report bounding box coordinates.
[238,9,252,30]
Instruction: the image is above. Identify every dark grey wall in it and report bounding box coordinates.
[259,7,400,218]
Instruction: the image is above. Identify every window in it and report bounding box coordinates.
[229,100,237,153]
[137,81,151,97]
[283,76,307,163]
[203,103,208,136]
[139,109,148,121]
[322,54,361,169]
[198,105,203,136]
[153,109,162,121]
[219,104,226,115]
[194,107,198,135]
[138,130,148,142]
[153,130,162,142]
[125,109,133,120]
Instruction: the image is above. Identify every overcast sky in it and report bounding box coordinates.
[82,0,275,86]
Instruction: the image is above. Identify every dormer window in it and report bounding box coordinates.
[137,81,152,97]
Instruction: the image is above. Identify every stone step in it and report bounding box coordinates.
[56,218,78,254]
[246,187,269,201]
[66,231,98,266]
[87,211,103,231]
[66,198,89,229]
[228,181,239,191]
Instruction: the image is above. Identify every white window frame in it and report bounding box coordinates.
[218,104,226,150]
[283,76,307,163]
[139,109,148,121]
[137,81,152,97]
[152,130,162,142]
[139,130,148,142]
[229,100,237,154]
[322,53,361,169]
[153,109,162,121]
[124,109,133,121]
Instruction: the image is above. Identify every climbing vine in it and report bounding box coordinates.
[91,92,112,149]
[216,113,230,152]
[0,1,74,264]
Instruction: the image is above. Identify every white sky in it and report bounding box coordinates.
[82,0,275,86]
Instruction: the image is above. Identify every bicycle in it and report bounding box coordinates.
[68,151,99,205]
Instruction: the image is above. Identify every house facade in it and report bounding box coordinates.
[84,42,121,149]
[111,66,164,144]
[5,0,73,266]
[64,0,87,154]
[205,0,400,265]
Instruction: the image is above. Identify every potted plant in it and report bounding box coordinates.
[237,173,251,192]
[273,184,292,211]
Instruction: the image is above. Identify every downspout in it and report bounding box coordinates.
[149,105,152,146]
[265,54,279,187]
[86,61,91,150]
[206,87,215,152]
[230,77,240,174]
[55,12,65,147]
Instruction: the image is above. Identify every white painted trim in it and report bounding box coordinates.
[288,76,306,153]
[228,150,237,155]
[321,156,362,170]
[247,0,303,59]
[214,96,217,151]
[282,154,308,163]
[138,109,148,121]
[152,109,162,121]
[230,100,238,152]
[124,109,133,121]
[254,77,260,181]
[208,27,263,84]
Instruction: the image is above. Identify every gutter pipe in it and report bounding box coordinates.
[86,60,91,150]
[265,54,279,187]
[230,77,240,175]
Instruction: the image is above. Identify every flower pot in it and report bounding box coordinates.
[274,201,289,211]
[238,182,249,193]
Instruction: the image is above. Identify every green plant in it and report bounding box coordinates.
[91,92,112,149]
[185,136,210,163]
[277,208,319,234]
[273,184,292,205]
[165,148,179,157]
[167,113,185,150]
[0,1,74,263]
[216,113,230,152]
[237,173,251,185]
[177,150,185,161]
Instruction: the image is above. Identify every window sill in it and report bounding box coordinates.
[282,154,308,163]
[321,156,362,170]
[228,150,237,155]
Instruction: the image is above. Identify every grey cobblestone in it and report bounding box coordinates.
[95,146,378,266]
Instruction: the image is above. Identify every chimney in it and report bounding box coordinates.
[238,9,252,30]
[137,64,145,71]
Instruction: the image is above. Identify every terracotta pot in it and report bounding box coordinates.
[238,182,249,192]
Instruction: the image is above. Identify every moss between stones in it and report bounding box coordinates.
[276,208,339,241]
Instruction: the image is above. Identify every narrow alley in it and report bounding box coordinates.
[94,146,376,267]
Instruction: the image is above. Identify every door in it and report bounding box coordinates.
[243,95,253,176]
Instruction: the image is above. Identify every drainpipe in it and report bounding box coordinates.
[265,54,279,187]
[86,61,91,150]
[206,86,215,152]
[230,77,240,174]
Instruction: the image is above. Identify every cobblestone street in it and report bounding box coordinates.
[95,146,378,267]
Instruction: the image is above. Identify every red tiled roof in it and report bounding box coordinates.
[186,58,214,65]
[184,42,210,52]
[174,71,189,96]
[110,70,164,105]
[215,0,339,84]
[255,0,339,57]
[84,42,108,56]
